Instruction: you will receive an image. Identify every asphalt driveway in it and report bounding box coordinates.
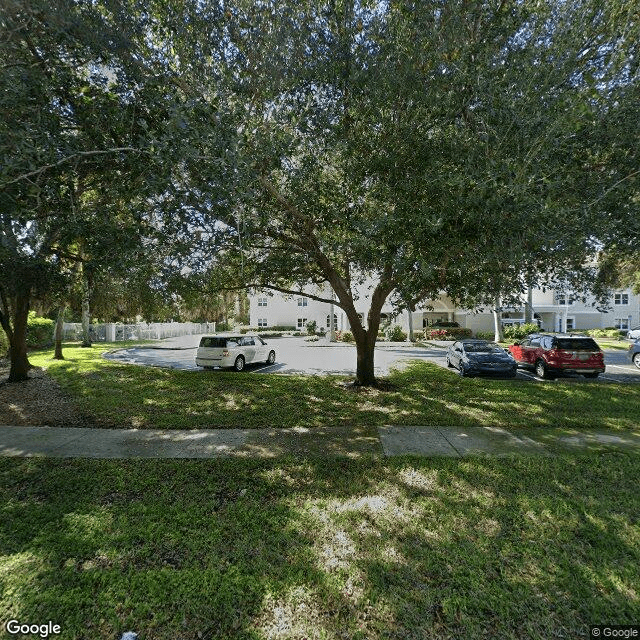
[102,336,640,383]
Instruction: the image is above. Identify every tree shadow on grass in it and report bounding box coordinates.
[1,453,639,639]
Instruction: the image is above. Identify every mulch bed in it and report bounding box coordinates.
[0,359,96,427]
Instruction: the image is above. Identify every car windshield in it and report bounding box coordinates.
[464,343,502,353]
[554,338,599,350]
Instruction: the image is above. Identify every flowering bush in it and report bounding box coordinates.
[424,327,473,340]
[424,329,450,340]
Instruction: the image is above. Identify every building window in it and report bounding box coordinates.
[257,318,268,328]
[556,294,574,305]
[257,298,268,307]
[326,313,338,328]
[614,318,630,330]
[297,297,308,307]
[558,316,575,332]
[297,318,307,329]
[614,293,629,305]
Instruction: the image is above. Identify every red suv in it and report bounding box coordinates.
[508,334,605,379]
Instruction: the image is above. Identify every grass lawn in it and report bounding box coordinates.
[27,344,640,431]
[1,453,638,640]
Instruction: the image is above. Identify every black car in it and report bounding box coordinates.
[446,340,517,378]
[628,340,640,369]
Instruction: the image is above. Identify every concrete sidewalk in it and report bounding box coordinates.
[1,424,639,459]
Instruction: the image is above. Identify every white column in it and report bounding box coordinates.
[329,290,336,342]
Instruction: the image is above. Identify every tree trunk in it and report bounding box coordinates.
[406,305,415,342]
[352,289,388,386]
[54,305,65,360]
[493,295,504,343]
[354,331,377,386]
[524,283,533,324]
[81,266,92,347]
[8,292,31,382]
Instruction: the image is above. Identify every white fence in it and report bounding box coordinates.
[62,322,217,342]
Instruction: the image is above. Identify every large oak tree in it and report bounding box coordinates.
[166,0,639,384]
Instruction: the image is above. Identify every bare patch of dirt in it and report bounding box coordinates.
[0,359,97,427]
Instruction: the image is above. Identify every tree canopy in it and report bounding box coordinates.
[162,0,640,383]
[2,0,639,384]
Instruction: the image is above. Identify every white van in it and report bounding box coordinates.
[195,334,276,371]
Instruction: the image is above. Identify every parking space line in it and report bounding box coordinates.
[607,364,639,372]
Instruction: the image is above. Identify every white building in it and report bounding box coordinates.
[249,284,640,336]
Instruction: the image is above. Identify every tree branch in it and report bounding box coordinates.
[1,148,145,188]
[221,282,344,309]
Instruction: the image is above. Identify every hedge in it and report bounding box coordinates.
[0,313,54,355]
[26,314,55,348]
[424,327,473,340]
[584,328,626,340]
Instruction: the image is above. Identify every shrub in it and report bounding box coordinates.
[338,330,354,343]
[386,325,407,342]
[424,328,450,340]
[270,325,296,331]
[317,327,326,336]
[306,320,317,335]
[239,327,300,337]
[444,327,473,339]
[474,331,496,341]
[216,321,232,332]
[503,323,541,341]
[585,328,624,340]
[26,312,55,348]
[239,326,258,334]
[304,335,319,342]
[424,327,473,340]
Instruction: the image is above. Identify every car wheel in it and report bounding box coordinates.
[233,355,245,371]
[458,365,467,377]
[446,357,453,368]
[583,372,599,378]
[535,359,553,380]
[266,350,276,364]
[633,353,640,369]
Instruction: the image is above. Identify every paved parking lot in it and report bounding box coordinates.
[103,336,640,383]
